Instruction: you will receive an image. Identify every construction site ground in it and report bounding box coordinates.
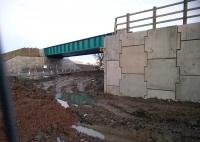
[0,70,200,142]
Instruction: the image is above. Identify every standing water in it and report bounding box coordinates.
[72,125,105,140]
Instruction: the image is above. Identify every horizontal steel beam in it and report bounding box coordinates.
[43,33,112,57]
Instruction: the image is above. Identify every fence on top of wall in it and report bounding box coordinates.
[114,0,200,33]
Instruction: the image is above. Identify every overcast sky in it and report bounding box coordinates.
[0,0,199,63]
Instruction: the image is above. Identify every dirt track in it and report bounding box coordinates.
[73,95,200,142]
[0,71,200,142]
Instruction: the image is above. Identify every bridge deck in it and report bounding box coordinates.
[43,33,112,57]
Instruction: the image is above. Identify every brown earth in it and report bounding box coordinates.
[0,77,107,142]
[73,94,200,142]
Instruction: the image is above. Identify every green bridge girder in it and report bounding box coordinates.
[43,33,112,57]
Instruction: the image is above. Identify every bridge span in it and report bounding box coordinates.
[43,33,112,58]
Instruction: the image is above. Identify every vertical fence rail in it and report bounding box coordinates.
[114,18,117,34]
[126,13,130,32]
[114,0,200,33]
[183,0,188,24]
[153,7,157,29]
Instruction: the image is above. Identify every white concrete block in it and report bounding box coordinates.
[120,74,146,97]
[176,76,200,102]
[117,29,128,40]
[145,26,178,59]
[178,22,200,40]
[106,61,121,86]
[147,89,175,100]
[122,31,147,46]
[177,40,200,75]
[127,31,147,39]
[106,85,120,96]
[122,38,144,47]
[145,59,179,91]
[120,45,147,73]
[104,36,121,60]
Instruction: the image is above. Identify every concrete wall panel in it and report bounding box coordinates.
[106,61,121,86]
[120,45,147,74]
[122,31,147,46]
[145,59,179,91]
[104,23,200,102]
[178,23,200,40]
[106,85,120,96]
[145,26,178,59]
[176,76,200,102]
[120,74,146,97]
[104,36,121,60]
[127,31,147,39]
[177,40,200,75]
[147,89,175,100]
[122,38,143,47]
[117,30,128,41]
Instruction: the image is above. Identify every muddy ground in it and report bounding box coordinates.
[0,77,77,142]
[1,70,200,142]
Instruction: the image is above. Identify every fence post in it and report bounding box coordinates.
[126,13,130,32]
[153,6,157,29]
[114,18,117,34]
[183,0,188,24]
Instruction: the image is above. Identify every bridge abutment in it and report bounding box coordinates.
[3,48,78,77]
[104,22,200,102]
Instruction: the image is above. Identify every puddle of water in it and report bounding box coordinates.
[72,125,105,140]
[61,92,95,105]
[56,93,62,99]
[57,99,69,108]
[57,137,63,142]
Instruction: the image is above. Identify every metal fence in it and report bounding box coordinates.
[114,0,200,33]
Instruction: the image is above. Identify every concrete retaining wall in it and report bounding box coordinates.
[104,22,200,102]
[5,56,46,74]
[4,56,80,75]
[3,48,91,78]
